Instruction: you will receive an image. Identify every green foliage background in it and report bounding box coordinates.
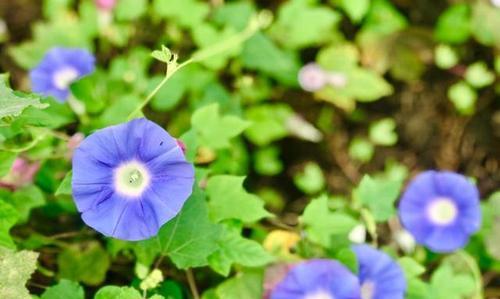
[0,0,499,298]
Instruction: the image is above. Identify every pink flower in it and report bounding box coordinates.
[95,0,117,11]
[0,158,40,190]
[298,63,327,92]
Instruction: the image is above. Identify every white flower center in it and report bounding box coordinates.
[304,289,335,299]
[114,160,151,198]
[53,67,79,90]
[427,197,458,225]
[361,281,376,299]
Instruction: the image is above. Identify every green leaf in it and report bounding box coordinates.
[157,187,222,269]
[333,247,358,273]
[434,44,459,69]
[192,24,239,70]
[70,71,109,115]
[11,98,75,129]
[317,43,359,72]
[362,0,407,34]
[244,104,293,146]
[270,0,342,49]
[208,229,274,276]
[152,0,209,29]
[254,146,283,176]
[43,0,74,19]
[115,0,147,20]
[215,270,264,299]
[471,2,500,46]
[337,68,393,102]
[0,152,16,177]
[348,137,374,163]
[241,33,301,86]
[430,263,475,299]
[0,248,39,299]
[94,286,142,299]
[8,185,45,223]
[340,0,370,23]
[398,257,426,280]
[485,192,500,259]
[97,95,142,127]
[448,81,477,115]
[191,103,250,149]
[57,241,111,286]
[434,4,471,44]
[0,74,48,119]
[151,45,172,63]
[406,279,431,299]
[213,2,256,30]
[301,195,358,247]
[0,201,19,249]
[55,171,72,196]
[293,162,326,195]
[206,175,270,223]
[464,62,495,88]
[353,175,403,222]
[369,118,398,146]
[41,280,84,299]
[9,16,93,69]
[150,64,212,112]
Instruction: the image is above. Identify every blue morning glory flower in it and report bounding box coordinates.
[398,171,481,253]
[72,118,195,241]
[30,47,95,102]
[270,259,361,299]
[352,244,406,299]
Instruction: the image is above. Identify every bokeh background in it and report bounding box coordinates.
[0,0,499,298]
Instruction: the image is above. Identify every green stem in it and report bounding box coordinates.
[127,12,269,120]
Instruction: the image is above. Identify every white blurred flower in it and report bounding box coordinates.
[298,63,327,92]
[394,229,416,253]
[348,224,367,244]
[285,114,323,142]
[491,0,500,8]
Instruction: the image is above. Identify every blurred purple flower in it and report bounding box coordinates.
[353,244,406,299]
[298,63,328,92]
[270,259,361,299]
[72,118,195,241]
[30,47,95,102]
[0,158,40,190]
[398,171,481,253]
[95,0,117,11]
